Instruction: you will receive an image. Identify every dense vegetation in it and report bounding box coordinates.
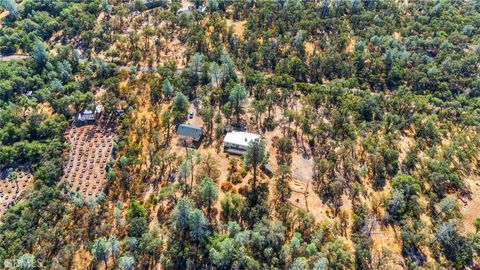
[0,0,479,269]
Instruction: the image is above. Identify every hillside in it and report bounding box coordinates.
[0,0,479,269]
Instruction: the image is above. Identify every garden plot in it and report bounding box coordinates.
[288,178,330,221]
[0,169,34,216]
[461,176,480,233]
[62,124,114,200]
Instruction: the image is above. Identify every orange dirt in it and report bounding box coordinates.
[346,36,356,53]
[226,19,246,38]
[62,123,115,200]
[462,175,480,233]
[393,32,401,40]
[37,102,54,115]
[305,42,315,56]
[71,247,93,270]
[0,168,34,217]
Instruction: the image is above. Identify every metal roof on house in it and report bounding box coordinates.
[95,105,103,114]
[83,109,94,115]
[177,124,202,139]
[78,109,95,122]
[177,7,191,14]
[77,105,102,122]
[223,131,260,148]
[143,0,166,9]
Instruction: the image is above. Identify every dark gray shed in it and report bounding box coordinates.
[177,124,202,141]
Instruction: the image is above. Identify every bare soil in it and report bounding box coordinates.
[305,42,315,56]
[62,123,115,200]
[461,175,480,233]
[0,168,34,217]
[226,19,246,38]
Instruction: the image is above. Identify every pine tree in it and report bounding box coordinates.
[171,198,194,234]
[208,0,218,11]
[210,62,222,88]
[117,255,135,270]
[2,0,18,17]
[245,139,268,196]
[172,92,189,124]
[191,53,203,75]
[162,78,173,99]
[15,253,35,270]
[91,237,109,269]
[229,84,247,126]
[32,40,48,69]
[198,177,219,220]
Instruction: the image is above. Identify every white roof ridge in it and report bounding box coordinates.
[224,131,261,147]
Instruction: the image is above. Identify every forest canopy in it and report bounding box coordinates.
[0,0,479,269]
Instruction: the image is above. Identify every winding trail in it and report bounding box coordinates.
[0,54,30,61]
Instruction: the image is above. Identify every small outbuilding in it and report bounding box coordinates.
[177,6,192,15]
[77,105,103,123]
[261,164,274,178]
[177,124,202,142]
[197,5,206,12]
[24,91,34,99]
[223,131,261,155]
[143,0,167,10]
[77,109,95,122]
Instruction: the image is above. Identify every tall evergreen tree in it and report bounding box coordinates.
[197,177,219,220]
[245,139,268,195]
[229,84,247,126]
[2,0,17,17]
[32,41,48,69]
[162,78,173,99]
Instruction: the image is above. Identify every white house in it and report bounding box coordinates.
[223,131,261,155]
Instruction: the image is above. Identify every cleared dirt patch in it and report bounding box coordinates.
[393,32,401,40]
[305,42,315,56]
[226,19,246,38]
[0,55,30,61]
[461,176,480,232]
[0,168,34,216]
[346,36,356,53]
[62,123,115,200]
